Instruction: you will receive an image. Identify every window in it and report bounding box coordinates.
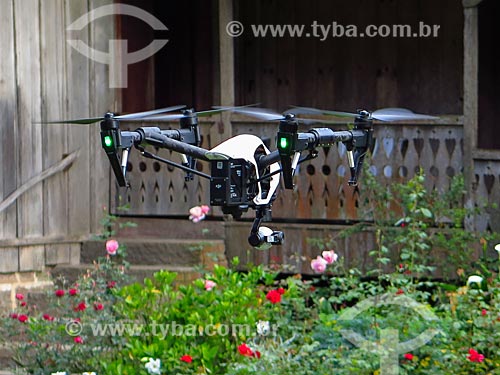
[118,0,216,112]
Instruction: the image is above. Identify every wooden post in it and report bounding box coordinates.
[462,0,482,229]
[217,0,235,142]
[89,0,116,232]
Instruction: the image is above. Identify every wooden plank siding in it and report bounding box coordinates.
[14,0,45,270]
[65,0,93,264]
[234,0,463,115]
[40,0,70,266]
[0,0,19,272]
[0,0,115,272]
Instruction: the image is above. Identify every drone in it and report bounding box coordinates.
[47,105,436,249]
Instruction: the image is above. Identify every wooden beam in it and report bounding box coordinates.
[0,150,79,215]
[217,0,235,141]
[0,236,85,249]
[462,3,479,220]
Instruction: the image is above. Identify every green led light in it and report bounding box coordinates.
[279,137,288,149]
[103,135,113,148]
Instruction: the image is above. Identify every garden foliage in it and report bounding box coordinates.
[1,175,499,374]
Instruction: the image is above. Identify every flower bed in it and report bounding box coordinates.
[1,241,499,374]
[1,176,499,374]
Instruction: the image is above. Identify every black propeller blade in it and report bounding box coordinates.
[286,106,438,122]
[215,106,338,124]
[42,105,186,125]
[137,105,259,122]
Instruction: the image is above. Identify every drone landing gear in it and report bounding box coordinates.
[248,205,284,250]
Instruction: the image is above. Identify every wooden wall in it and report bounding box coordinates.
[0,0,115,273]
[234,0,463,114]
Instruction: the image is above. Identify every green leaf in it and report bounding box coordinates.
[400,252,411,260]
[420,208,433,218]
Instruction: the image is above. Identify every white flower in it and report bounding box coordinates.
[83,372,97,375]
[494,243,500,253]
[145,358,161,375]
[467,275,483,286]
[51,372,67,375]
[256,320,270,335]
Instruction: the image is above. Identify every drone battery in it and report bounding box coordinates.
[210,159,247,206]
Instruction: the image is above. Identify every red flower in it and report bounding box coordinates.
[18,314,28,323]
[107,281,117,289]
[20,301,27,307]
[73,336,83,344]
[55,289,65,297]
[69,288,78,296]
[238,343,254,357]
[180,355,193,363]
[404,353,414,360]
[481,309,487,316]
[396,289,404,295]
[15,293,24,300]
[75,302,86,312]
[237,343,261,359]
[266,290,282,304]
[42,314,54,321]
[277,287,285,295]
[10,313,18,319]
[94,303,104,311]
[467,349,485,363]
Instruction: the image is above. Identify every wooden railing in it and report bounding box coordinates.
[112,117,499,231]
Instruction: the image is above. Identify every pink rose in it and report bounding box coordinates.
[322,250,338,264]
[189,205,210,223]
[106,239,119,255]
[204,280,216,291]
[311,256,328,273]
[15,293,24,301]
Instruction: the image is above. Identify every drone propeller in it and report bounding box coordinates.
[214,106,337,124]
[286,106,438,122]
[136,105,261,122]
[43,105,186,125]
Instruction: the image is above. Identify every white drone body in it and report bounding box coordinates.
[206,134,280,206]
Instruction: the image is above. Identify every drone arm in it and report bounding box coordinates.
[117,127,209,161]
[308,129,353,146]
[257,127,372,188]
[142,132,210,161]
